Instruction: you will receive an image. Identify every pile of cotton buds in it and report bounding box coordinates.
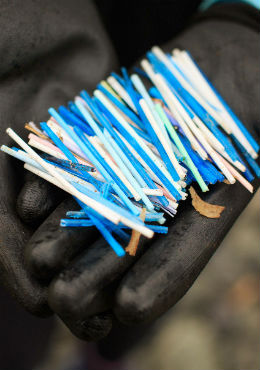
[2,46,259,257]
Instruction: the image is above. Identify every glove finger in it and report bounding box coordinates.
[25,197,99,281]
[113,7,260,325]
[47,235,149,323]
[0,157,51,316]
[16,174,65,226]
[0,197,51,316]
[114,180,259,325]
[60,311,113,342]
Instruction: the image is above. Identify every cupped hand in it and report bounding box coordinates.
[4,2,259,342]
[0,0,118,341]
[22,10,260,338]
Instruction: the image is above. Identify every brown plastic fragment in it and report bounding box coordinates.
[25,123,49,140]
[223,179,231,184]
[189,186,225,219]
[126,208,146,256]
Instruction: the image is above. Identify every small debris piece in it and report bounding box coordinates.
[126,208,146,256]
[24,123,49,140]
[223,179,231,184]
[189,186,225,218]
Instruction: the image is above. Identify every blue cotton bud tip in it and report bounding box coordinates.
[2,46,258,257]
[117,248,126,258]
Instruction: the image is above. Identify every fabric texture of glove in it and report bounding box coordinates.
[0,0,117,338]
[23,2,260,335]
[0,0,259,343]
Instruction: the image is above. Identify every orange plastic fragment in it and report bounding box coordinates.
[126,208,146,256]
[189,186,225,219]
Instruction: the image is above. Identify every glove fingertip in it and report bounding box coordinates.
[25,239,58,281]
[48,275,82,318]
[58,313,113,342]
[71,313,113,341]
[115,283,152,326]
[17,176,64,225]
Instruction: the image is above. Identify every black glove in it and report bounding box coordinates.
[2,0,259,342]
[0,0,118,340]
[114,3,260,324]
[20,1,260,338]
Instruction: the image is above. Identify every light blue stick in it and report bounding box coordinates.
[131,74,171,144]
[103,129,147,188]
[48,107,139,215]
[75,99,154,211]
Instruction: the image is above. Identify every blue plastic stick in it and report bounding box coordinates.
[96,106,169,207]
[146,225,168,234]
[97,84,144,129]
[103,129,146,187]
[40,121,102,188]
[130,74,181,182]
[148,51,244,163]
[101,181,112,199]
[61,216,130,242]
[72,181,149,231]
[131,74,171,140]
[1,146,44,170]
[97,97,182,200]
[42,155,94,173]
[66,210,86,218]
[89,97,159,190]
[186,51,259,153]
[232,135,260,178]
[76,96,154,210]
[68,101,86,121]
[93,96,165,193]
[48,107,138,212]
[58,106,94,136]
[61,219,93,227]
[73,126,139,215]
[66,209,165,223]
[75,127,131,196]
[111,72,127,88]
[40,122,77,162]
[76,198,126,257]
[103,130,169,207]
[94,91,182,200]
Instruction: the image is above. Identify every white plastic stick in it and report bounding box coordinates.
[141,59,207,160]
[94,89,180,189]
[29,138,66,159]
[24,162,154,238]
[107,76,136,112]
[142,188,163,196]
[192,116,225,153]
[172,49,257,159]
[140,98,186,179]
[152,46,231,134]
[7,128,120,224]
[89,136,141,201]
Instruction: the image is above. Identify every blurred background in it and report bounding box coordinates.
[1,190,258,370]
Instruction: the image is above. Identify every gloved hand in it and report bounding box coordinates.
[114,3,260,324]
[2,0,259,342]
[19,2,260,339]
[0,0,118,340]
